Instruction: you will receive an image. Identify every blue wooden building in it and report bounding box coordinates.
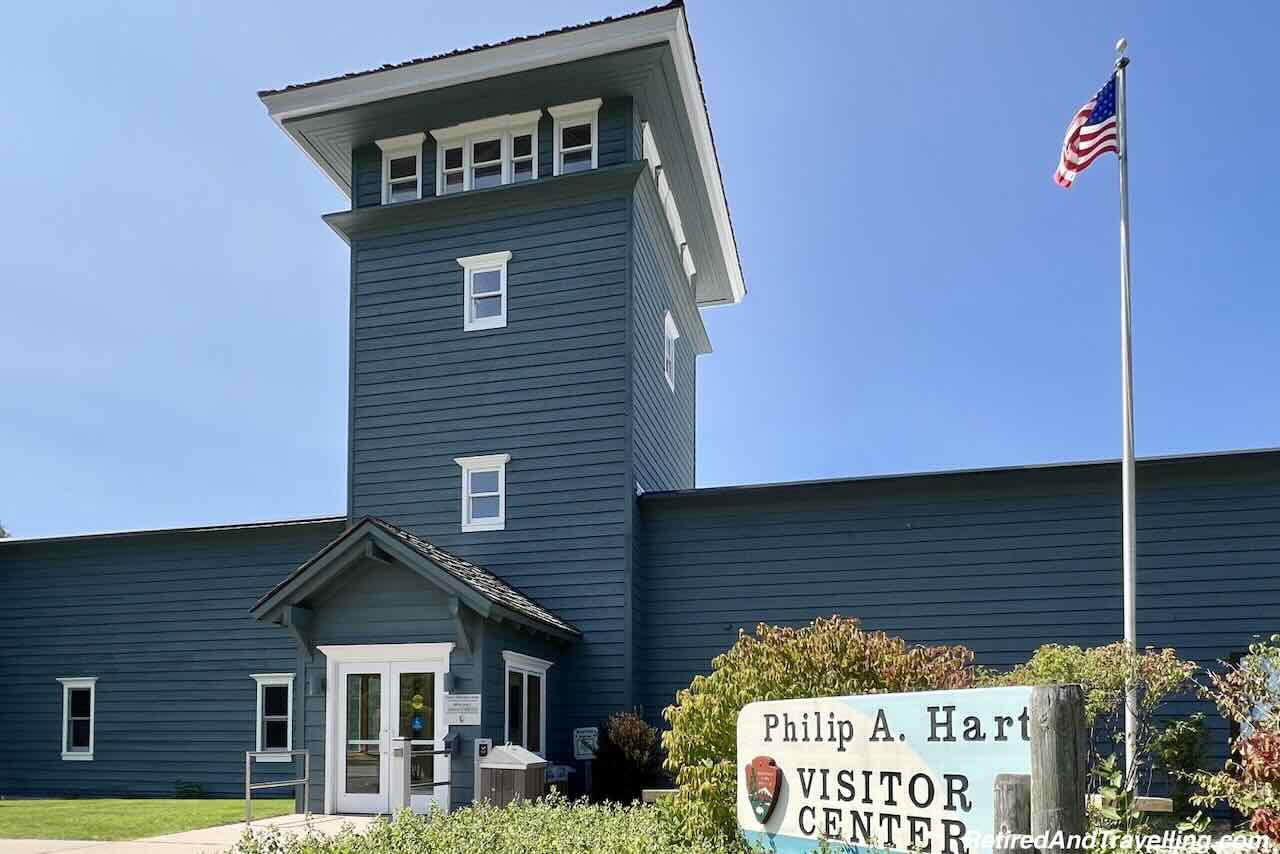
[2,2,1276,813]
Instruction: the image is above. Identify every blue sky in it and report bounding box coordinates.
[2,1,1276,537]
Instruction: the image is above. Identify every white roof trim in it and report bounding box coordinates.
[259,6,744,305]
[546,97,602,119]
[375,132,426,152]
[430,110,543,143]
[0,515,346,545]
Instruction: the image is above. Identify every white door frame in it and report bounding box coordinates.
[320,643,453,815]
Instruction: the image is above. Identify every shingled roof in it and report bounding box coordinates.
[257,1,684,97]
[252,516,579,638]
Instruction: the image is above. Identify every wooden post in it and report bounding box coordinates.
[994,773,1032,854]
[1029,685,1088,854]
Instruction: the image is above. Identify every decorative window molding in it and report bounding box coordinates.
[251,673,294,762]
[641,121,697,291]
[457,251,511,332]
[376,133,426,204]
[503,651,551,756]
[549,98,602,176]
[454,453,511,532]
[663,311,680,392]
[431,111,541,195]
[58,677,97,761]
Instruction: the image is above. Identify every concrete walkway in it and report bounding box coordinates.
[1,814,380,854]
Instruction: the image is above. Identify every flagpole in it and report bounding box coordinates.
[1115,37,1139,781]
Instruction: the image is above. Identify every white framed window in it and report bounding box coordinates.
[58,677,96,760]
[470,135,504,190]
[376,133,426,204]
[663,311,679,392]
[457,251,511,332]
[454,453,511,532]
[549,98,602,176]
[503,652,550,756]
[251,673,294,762]
[431,111,541,195]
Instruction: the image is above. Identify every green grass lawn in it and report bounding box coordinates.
[0,798,295,841]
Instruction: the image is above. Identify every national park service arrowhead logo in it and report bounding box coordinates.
[745,755,781,823]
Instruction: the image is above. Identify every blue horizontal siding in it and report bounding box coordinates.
[347,186,635,745]
[636,455,1280,775]
[0,521,345,797]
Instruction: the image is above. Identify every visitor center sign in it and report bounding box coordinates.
[737,687,1035,854]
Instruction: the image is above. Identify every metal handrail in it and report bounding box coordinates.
[408,744,452,791]
[245,749,311,823]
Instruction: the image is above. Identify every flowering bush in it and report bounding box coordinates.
[661,616,977,847]
[1190,634,1280,845]
[228,793,738,854]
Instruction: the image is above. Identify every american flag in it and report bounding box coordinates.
[1054,75,1119,188]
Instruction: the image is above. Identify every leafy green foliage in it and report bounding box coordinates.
[1088,754,1153,851]
[986,642,1197,789]
[228,794,739,854]
[1151,713,1207,816]
[591,709,664,804]
[1189,634,1280,844]
[661,616,977,847]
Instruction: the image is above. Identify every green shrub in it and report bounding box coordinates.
[1152,713,1206,816]
[661,616,977,847]
[591,710,663,804]
[229,793,738,854]
[986,641,1197,789]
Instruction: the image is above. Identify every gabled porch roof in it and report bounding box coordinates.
[251,516,580,641]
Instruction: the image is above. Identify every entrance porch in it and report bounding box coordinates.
[250,517,580,814]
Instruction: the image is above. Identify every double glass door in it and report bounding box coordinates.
[335,660,447,814]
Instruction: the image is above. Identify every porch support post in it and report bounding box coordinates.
[450,597,473,656]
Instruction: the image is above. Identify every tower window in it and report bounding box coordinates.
[549,98,602,176]
[471,137,503,189]
[663,311,679,392]
[511,133,536,183]
[375,133,426,204]
[455,453,511,532]
[442,145,464,194]
[457,251,512,332]
[431,112,541,195]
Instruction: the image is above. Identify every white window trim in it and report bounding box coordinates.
[455,453,511,532]
[431,111,541,195]
[376,133,426,204]
[457,250,512,332]
[251,672,294,763]
[503,651,551,756]
[549,98,602,176]
[663,310,680,392]
[57,676,97,761]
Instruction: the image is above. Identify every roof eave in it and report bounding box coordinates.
[259,5,744,305]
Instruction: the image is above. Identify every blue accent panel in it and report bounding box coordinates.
[0,521,345,797]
